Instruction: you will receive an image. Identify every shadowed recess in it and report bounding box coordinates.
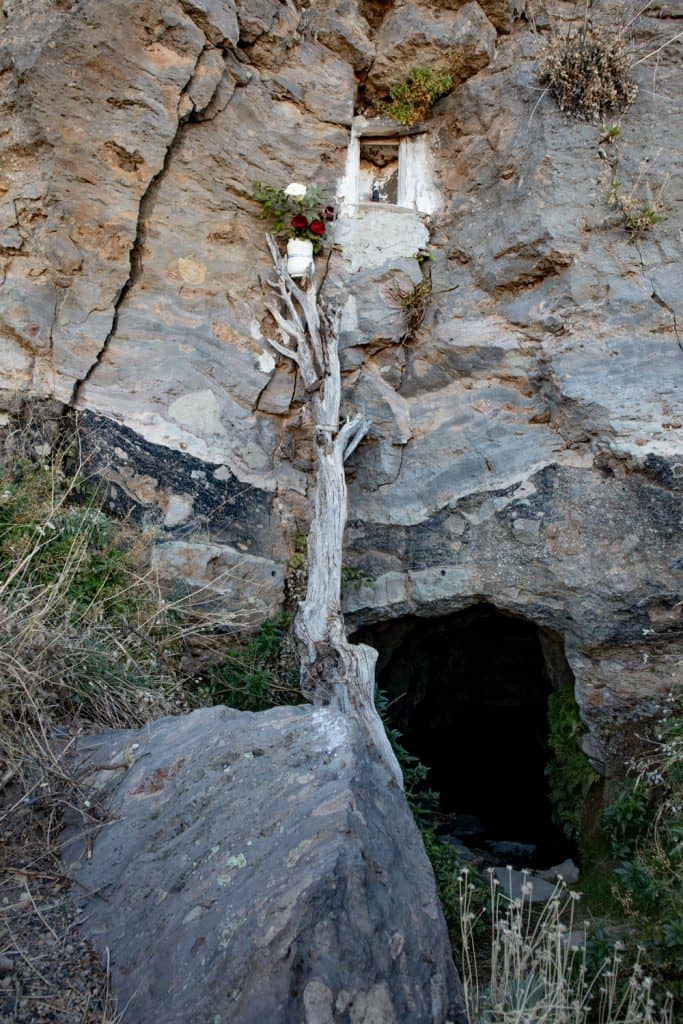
[358,604,576,866]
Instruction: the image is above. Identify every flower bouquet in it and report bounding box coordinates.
[253,181,335,276]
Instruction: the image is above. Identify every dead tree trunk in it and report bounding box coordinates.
[262,236,402,786]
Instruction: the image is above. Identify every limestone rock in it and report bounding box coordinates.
[538,858,580,885]
[493,867,558,903]
[180,0,239,45]
[302,0,376,72]
[151,539,285,623]
[365,2,497,101]
[63,706,466,1024]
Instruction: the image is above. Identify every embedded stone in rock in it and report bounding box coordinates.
[63,706,465,1024]
[150,539,285,624]
[366,1,497,101]
[429,0,525,33]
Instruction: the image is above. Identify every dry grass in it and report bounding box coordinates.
[457,869,674,1024]
[386,276,432,344]
[0,427,259,1020]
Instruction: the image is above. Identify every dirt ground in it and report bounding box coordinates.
[0,785,117,1024]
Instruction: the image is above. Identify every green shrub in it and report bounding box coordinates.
[386,67,453,126]
[0,458,134,615]
[196,615,301,712]
[602,691,683,1001]
[546,686,599,842]
[603,785,650,860]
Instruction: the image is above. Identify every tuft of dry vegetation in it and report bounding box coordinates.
[0,421,260,1021]
[457,869,674,1024]
[386,276,432,344]
[539,24,638,123]
[607,170,667,241]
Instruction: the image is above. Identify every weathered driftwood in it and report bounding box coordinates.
[262,235,402,786]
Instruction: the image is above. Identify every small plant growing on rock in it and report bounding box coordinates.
[539,23,638,122]
[386,276,432,343]
[546,686,598,842]
[386,67,453,126]
[341,564,371,594]
[607,171,667,241]
[600,121,621,144]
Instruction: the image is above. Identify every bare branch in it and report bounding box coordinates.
[338,415,370,463]
[262,331,301,366]
[261,232,402,786]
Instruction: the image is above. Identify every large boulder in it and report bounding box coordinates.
[63,705,465,1024]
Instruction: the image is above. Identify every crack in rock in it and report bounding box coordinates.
[69,42,218,407]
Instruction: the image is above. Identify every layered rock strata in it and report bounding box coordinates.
[1,0,681,769]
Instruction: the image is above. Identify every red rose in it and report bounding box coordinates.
[324,206,336,222]
[291,214,308,230]
[309,219,325,236]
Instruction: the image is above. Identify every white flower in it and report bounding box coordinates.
[284,182,307,199]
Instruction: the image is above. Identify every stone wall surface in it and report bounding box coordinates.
[1,0,682,766]
[63,705,465,1024]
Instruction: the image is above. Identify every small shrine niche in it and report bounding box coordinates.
[358,137,399,205]
[338,117,440,217]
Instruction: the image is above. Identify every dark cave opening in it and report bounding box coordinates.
[358,604,576,868]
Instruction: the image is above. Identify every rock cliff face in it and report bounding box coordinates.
[1,0,681,769]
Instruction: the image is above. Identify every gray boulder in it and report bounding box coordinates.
[63,705,465,1024]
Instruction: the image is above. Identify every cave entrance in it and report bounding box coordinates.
[358,604,575,868]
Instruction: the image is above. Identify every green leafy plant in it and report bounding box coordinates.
[252,181,334,252]
[341,564,371,593]
[546,686,599,842]
[601,690,683,1001]
[603,786,650,860]
[386,67,453,126]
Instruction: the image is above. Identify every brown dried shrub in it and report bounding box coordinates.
[539,25,638,123]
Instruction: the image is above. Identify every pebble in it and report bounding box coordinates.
[0,955,14,976]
